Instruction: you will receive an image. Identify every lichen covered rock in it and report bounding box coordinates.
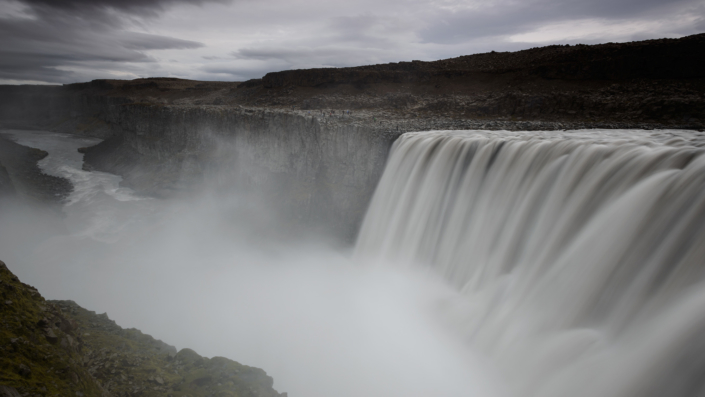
[1,261,285,397]
[0,260,105,397]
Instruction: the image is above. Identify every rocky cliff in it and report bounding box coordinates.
[0,86,116,139]
[236,33,705,125]
[255,34,705,88]
[81,104,393,239]
[0,260,286,397]
[1,34,704,240]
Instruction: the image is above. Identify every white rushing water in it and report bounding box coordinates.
[357,129,705,397]
[4,128,705,397]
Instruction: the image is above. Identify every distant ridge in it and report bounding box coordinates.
[249,33,705,88]
[2,33,704,130]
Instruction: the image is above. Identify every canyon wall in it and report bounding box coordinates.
[0,86,70,128]
[0,85,120,139]
[22,94,394,240]
[254,34,705,89]
[1,84,395,240]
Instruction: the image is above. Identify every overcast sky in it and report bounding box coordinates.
[0,0,703,84]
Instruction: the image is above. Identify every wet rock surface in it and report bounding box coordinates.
[0,260,286,397]
[256,34,705,86]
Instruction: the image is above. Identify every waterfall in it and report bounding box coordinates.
[355,129,705,397]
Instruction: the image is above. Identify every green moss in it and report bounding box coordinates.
[0,261,104,397]
[0,261,284,397]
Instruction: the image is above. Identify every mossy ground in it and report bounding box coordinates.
[0,261,104,397]
[0,261,284,397]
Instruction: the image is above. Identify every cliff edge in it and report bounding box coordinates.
[0,260,286,397]
[1,34,703,241]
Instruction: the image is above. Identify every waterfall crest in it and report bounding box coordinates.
[356,129,705,397]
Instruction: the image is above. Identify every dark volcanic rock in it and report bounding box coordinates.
[258,34,705,88]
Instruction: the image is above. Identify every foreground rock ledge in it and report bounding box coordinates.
[0,260,286,397]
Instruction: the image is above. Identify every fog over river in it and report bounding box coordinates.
[2,129,705,397]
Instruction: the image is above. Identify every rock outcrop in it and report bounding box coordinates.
[256,34,705,88]
[0,260,107,397]
[80,104,392,239]
[0,260,286,397]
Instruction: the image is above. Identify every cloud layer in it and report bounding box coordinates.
[0,0,210,83]
[0,0,702,84]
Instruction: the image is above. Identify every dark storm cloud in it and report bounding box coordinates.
[22,0,230,18]
[0,0,213,83]
[420,0,703,44]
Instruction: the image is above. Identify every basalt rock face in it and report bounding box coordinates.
[0,85,120,139]
[235,34,705,125]
[0,260,286,397]
[83,104,392,239]
[0,86,70,130]
[0,84,393,240]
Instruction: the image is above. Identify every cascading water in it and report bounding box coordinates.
[356,129,705,397]
[6,128,705,397]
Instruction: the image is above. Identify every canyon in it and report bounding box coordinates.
[1,33,705,397]
[1,33,704,239]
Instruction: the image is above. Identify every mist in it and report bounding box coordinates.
[0,130,500,397]
[5,128,705,397]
